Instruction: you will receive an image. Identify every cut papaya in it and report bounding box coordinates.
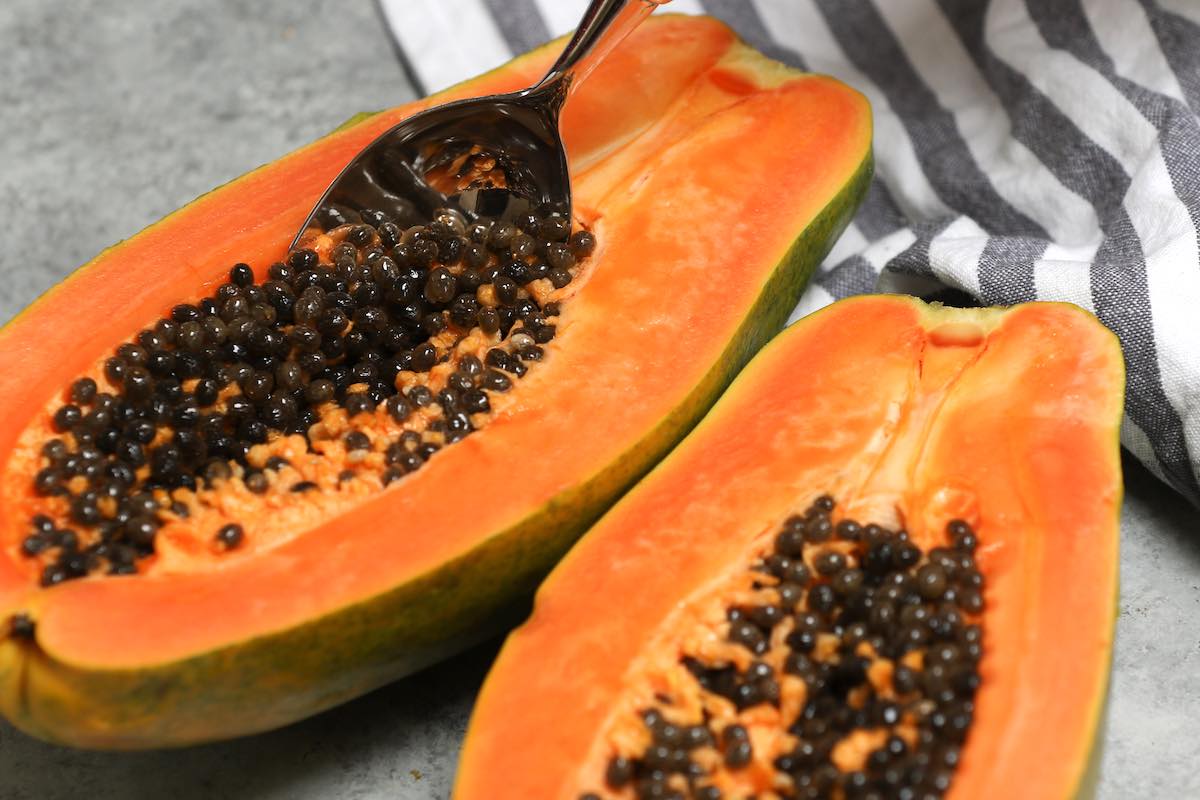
[0,16,872,748]
[455,296,1122,800]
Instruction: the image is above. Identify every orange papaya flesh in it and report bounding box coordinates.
[455,296,1123,800]
[0,15,872,748]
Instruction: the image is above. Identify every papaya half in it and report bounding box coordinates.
[456,296,1123,800]
[0,16,872,748]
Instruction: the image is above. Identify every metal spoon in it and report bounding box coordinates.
[291,0,669,248]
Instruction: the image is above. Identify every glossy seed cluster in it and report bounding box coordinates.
[22,206,594,586]
[585,499,984,800]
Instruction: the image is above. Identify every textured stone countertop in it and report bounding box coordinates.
[1,2,1198,797]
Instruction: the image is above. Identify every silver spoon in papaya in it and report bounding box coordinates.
[291,0,670,249]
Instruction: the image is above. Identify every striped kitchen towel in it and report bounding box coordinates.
[378,0,1200,505]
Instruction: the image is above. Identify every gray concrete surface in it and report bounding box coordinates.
[1,2,1198,798]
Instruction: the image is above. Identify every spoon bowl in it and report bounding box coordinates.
[291,0,667,248]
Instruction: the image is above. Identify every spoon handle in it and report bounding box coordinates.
[535,0,670,104]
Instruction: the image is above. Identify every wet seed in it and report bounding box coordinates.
[344,431,371,451]
[605,755,633,788]
[215,523,244,550]
[815,550,846,576]
[70,377,97,405]
[916,564,949,600]
[8,613,35,640]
